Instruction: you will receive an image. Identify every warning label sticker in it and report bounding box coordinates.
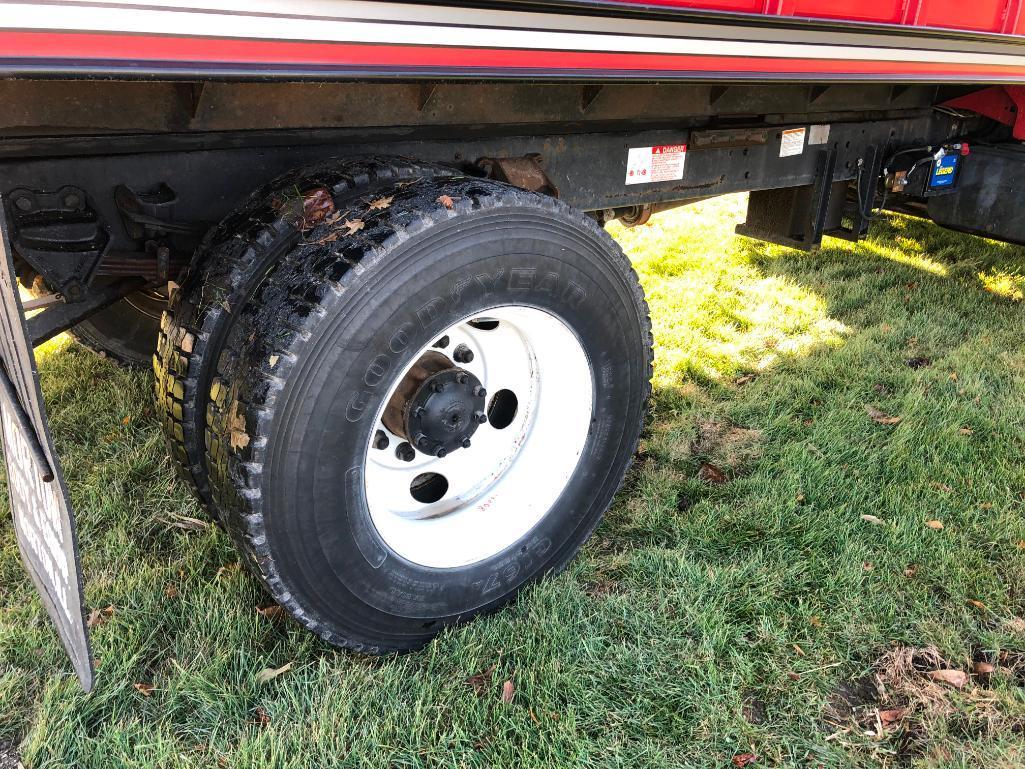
[808,124,830,145]
[626,144,687,185]
[780,127,806,158]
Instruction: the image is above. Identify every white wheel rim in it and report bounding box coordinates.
[363,305,594,569]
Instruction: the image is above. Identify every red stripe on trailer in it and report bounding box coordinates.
[2,31,1025,79]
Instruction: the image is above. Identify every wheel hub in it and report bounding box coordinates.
[406,368,485,457]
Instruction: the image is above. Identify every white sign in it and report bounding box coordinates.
[780,127,807,158]
[809,124,831,145]
[626,144,687,185]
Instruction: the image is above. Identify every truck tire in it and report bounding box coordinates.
[154,156,453,509]
[205,176,652,652]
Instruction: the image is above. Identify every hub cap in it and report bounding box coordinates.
[364,306,594,568]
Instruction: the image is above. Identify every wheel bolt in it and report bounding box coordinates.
[474,386,487,398]
[456,372,468,385]
[395,442,415,462]
[432,381,445,393]
[453,344,474,364]
[474,411,488,424]
[461,438,472,449]
[413,406,425,419]
[416,434,429,448]
[433,335,450,349]
[436,447,448,458]
[373,429,389,450]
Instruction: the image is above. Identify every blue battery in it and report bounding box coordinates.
[929,152,960,190]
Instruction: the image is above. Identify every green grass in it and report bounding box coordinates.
[2,195,1025,768]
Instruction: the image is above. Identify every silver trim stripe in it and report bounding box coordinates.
[2,0,1025,69]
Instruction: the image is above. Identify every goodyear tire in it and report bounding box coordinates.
[154,156,452,508]
[206,176,652,652]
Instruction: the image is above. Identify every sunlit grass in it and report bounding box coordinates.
[2,198,1025,768]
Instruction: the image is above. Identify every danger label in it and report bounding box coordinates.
[626,144,687,185]
[780,127,806,158]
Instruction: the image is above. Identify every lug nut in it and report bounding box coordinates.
[372,429,389,450]
[461,438,472,449]
[436,447,448,458]
[431,381,445,393]
[395,442,415,462]
[473,386,487,398]
[453,344,474,364]
[433,335,450,349]
[474,411,488,424]
[456,372,468,385]
[416,434,429,448]
[413,406,425,419]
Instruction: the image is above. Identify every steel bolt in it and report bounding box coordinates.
[474,386,487,398]
[416,434,429,448]
[453,344,474,364]
[395,442,416,462]
[436,447,448,458]
[413,406,426,419]
[456,372,468,385]
[461,438,472,449]
[372,429,389,450]
[474,411,488,424]
[433,335,450,349]
[432,381,445,393]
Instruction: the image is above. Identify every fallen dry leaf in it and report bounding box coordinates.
[793,644,805,657]
[904,564,919,578]
[87,605,114,628]
[216,562,240,580]
[134,682,154,697]
[978,501,993,510]
[1003,617,1025,634]
[931,482,955,494]
[861,514,886,526]
[257,605,287,622]
[878,707,907,726]
[973,661,995,675]
[786,671,801,681]
[958,427,974,435]
[866,405,902,425]
[734,373,755,386]
[253,707,271,728]
[967,599,987,611]
[925,519,944,530]
[863,561,874,571]
[122,415,132,425]
[1018,541,1025,551]
[295,187,335,231]
[164,584,179,599]
[927,669,968,688]
[256,662,293,684]
[698,462,728,485]
[166,515,208,531]
[367,195,393,211]
[501,679,515,704]
[437,194,454,209]
[465,665,496,696]
[342,218,365,235]
[732,753,757,768]
[809,615,822,628]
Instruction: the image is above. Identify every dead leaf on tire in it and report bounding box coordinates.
[367,196,393,211]
[437,194,454,209]
[866,405,902,425]
[342,218,365,236]
[927,669,968,688]
[501,679,515,704]
[256,662,293,684]
[925,519,944,530]
[227,402,250,451]
[698,462,727,485]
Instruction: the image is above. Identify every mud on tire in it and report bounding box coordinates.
[205,176,653,652]
[153,156,454,510]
